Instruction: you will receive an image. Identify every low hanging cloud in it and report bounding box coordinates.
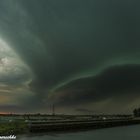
[48,64,140,109]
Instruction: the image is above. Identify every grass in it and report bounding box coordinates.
[0,121,28,135]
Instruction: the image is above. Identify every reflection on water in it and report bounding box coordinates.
[18,125,140,140]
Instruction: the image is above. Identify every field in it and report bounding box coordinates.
[0,114,134,135]
[0,121,28,135]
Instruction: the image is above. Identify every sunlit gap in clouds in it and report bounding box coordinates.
[0,37,34,113]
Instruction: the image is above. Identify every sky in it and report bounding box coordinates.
[0,0,139,114]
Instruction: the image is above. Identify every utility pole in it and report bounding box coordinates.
[52,104,55,116]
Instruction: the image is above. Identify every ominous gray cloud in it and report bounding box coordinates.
[0,0,139,113]
[49,64,140,105]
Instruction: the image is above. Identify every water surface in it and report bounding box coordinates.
[18,125,140,140]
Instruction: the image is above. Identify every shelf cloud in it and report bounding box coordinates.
[0,0,139,113]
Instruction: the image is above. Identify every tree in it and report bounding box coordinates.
[133,108,140,117]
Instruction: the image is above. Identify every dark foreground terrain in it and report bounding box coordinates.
[0,114,139,135]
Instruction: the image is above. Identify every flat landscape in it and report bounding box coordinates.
[0,114,139,135]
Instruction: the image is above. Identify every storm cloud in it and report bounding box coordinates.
[49,64,140,105]
[0,0,139,113]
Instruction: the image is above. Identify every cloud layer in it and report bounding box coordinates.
[0,0,139,113]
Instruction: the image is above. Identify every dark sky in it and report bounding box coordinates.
[0,0,139,114]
